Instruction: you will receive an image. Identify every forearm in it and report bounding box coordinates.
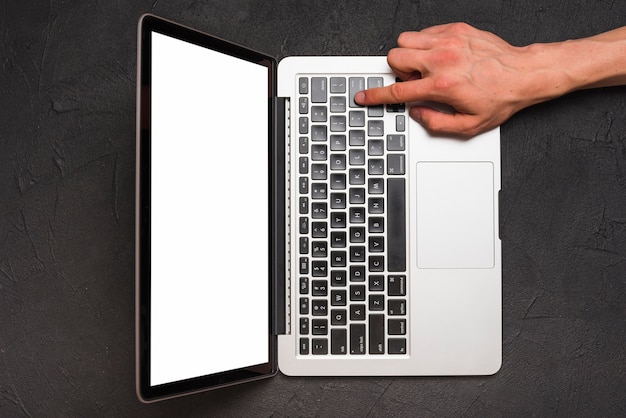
[519,27,626,107]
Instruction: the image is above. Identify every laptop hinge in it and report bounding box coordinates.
[272,96,290,336]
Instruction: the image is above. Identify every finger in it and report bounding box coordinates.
[396,31,435,49]
[410,106,483,137]
[355,79,438,106]
[418,22,465,35]
[386,48,428,76]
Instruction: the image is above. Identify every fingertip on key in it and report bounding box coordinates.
[354,91,365,105]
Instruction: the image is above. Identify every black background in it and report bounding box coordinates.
[1,1,625,416]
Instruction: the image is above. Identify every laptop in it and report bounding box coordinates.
[136,14,501,402]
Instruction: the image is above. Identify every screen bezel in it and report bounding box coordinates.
[136,14,279,402]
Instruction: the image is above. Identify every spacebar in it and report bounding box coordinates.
[387,178,406,272]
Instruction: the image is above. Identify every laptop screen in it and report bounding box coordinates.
[137,16,277,400]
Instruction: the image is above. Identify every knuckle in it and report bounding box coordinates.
[389,82,406,102]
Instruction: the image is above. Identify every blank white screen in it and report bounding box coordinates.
[150,32,269,386]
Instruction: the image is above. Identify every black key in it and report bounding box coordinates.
[369,314,385,354]
[312,299,328,316]
[311,106,327,122]
[350,284,366,301]
[330,134,346,151]
[300,237,309,254]
[299,97,308,114]
[330,173,346,190]
[331,329,348,355]
[331,212,346,228]
[387,154,405,175]
[300,276,309,294]
[388,318,406,335]
[350,323,366,354]
[312,241,327,257]
[330,154,346,170]
[349,110,365,127]
[331,309,347,325]
[349,188,365,204]
[387,134,405,151]
[369,256,384,272]
[299,297,309,314]
[349,168,365,185]
[299,197,308,214]
[311,125,328,141]
[350,226,365,243]
[300,337,309,355]
[299,136,308,154]
[312,260,327,277]
[312,202,327,218]
[368,140,384,156]
[312,338,328,355]
[350,246,365,262]
[388,178,407,271]
[311,144,327,161]
[369,294,385,311]
[369,236,384,253]
[368,120,384,136]
[330,96,346,113]
[312,280,328,296]
[350,265,365,282]
[368,159,384,175]
[368,197,384,214]
[350,304,366,321]
[388,299,406,315]
[331,231,346,247]
[299,177,308,194]
[368,217,384,233]
[299,217,309,234]
[311,183,327,199]
[349,149,365,165]
[311,77,327,103]
[388,338,407,354]
[299,77,308,94]
[368,178,384,194]
[330,270,346,286]
[300,317,309,334]
[350,207,365,223]
[331,192,346,209]
[299,156,308,174]
[299,117,308,134]
[299,257,309,274]
[331,251,346,267]
[349,77,365,107]
[311,163,327,180]
[349,130,365,146]
[312,319,328,335]
[311,221,327,237]
[331,289,346,306]
[386,103,405,112]
[330,115,346,132]
[330,76,346,93]
[388,275,406,296]
[369,275,384,291]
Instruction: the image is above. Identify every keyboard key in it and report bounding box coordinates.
[299,217,309,234]
[312,338,328,355]
[300,317,309,334]
[350,323,366,354]
[369,294,384,311]
[368,178,384,194]
[369,314,385,354]
[368,158,384,175]
[349,149,365,165]
[369,217,384,233]
[330,134,346,150]
[331,251,347,267]
[331,289,346,306]
[330,154,346,170]
[299,156,308,174]
[331,309,347,325]
[312,260,327,277]
[368,197,384,214]
[299,257,309,274]
[299,197,308,214]
[300,337,309,354]
[386,103,405,112]
[312,241,327,257]
[368,140,384,156]
[349,188,365,204]
[369,256,384,272]
[350,285,366,301]
[350,226,365,243]
[368,120,384,136]
[311,125,327,141]
[349,130,365,146]
[350,265,365,282]
[299,97,308,114]
[387,179,407,271]
[387,154,405,175]
[349,168,365,185]
[330,115,346,132]
[331,329,348,354]
[299,136,308,154]
[311,183,327,199]
[300,237,309,254]
[299,117,308,134]
[330,270,346,286]
[388,318,406,335]
[396,115,405,132]
[311,163,327,180]
[300,276,309,294]
[311,77,327,103]
[311,144,327,160]
[350,246,365,262]
[387,134,405,151]
[299,77,308,94]
[312,280,328,296]
[330,96,346,112]
[312,299,328,316]
[331,231,346,247]
[368,105,384,117]
[331,192,346,209]
[349,110,365,127]
[330,173,346,190]
[388,275,406,296]
[369,236,384,252]
[311,106,327,122]
[369,274,384,291]
[311,202,327,218]
[299,297,309,314]
[331,212,346,228]
[330,76,346,93]
[388,299,406,315]
[349,77,365,107]
[311,221,327,237]
[312,319,328,334]
[350,207,365,223]
[350,304,366,321]
[388,338,407,354]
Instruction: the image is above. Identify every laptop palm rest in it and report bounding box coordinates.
[416,162,495,269]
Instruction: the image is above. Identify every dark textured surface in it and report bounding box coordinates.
[1,0,625,416]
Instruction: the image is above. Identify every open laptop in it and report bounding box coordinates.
[136,14,501,402]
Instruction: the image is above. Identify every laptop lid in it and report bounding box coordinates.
[136,14,284,402]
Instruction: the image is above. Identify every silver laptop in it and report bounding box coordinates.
[136,14,501,402]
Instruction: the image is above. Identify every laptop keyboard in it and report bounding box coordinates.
[295,74,408,356]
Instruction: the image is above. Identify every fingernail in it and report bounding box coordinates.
[412,108,422,122]
[354,91,365,104]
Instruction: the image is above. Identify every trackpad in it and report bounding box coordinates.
[416,162,494,269]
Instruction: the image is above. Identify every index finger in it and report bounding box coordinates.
[354,78,438,106]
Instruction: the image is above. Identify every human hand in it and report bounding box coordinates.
[355,23,542,137]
